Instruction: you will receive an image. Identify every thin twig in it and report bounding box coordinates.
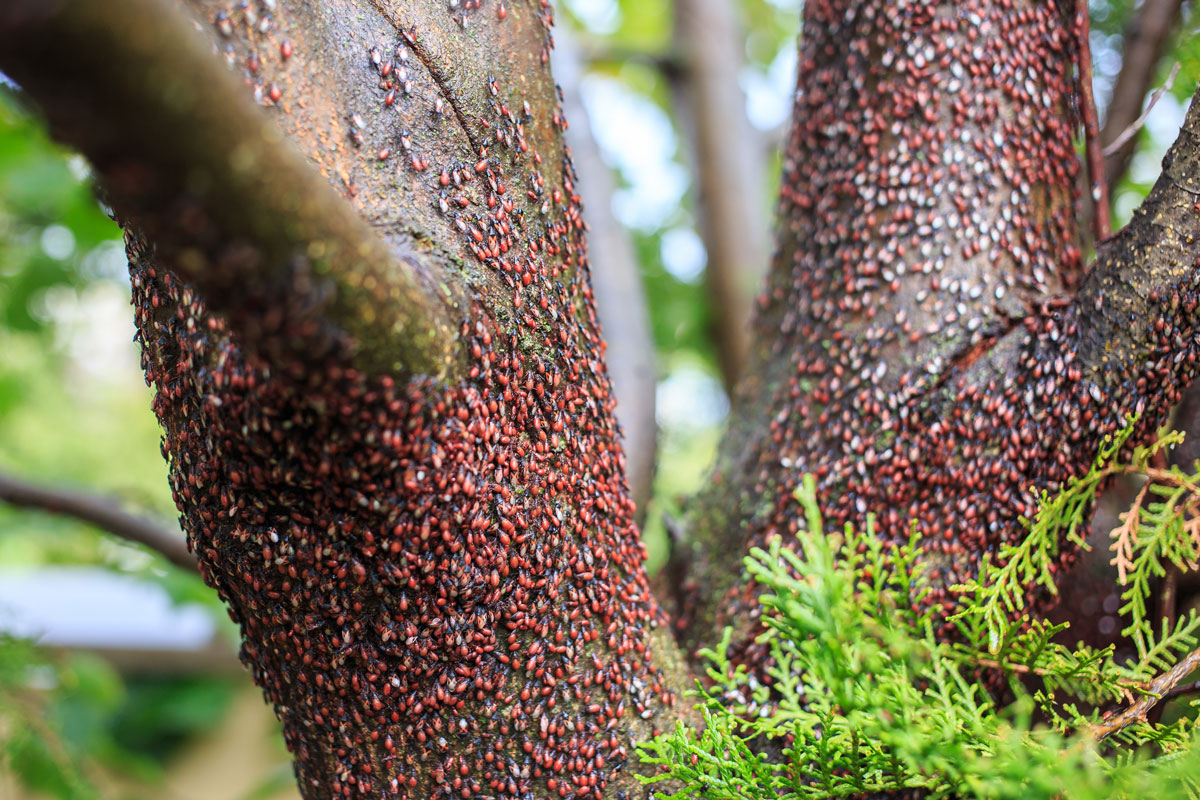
[1103,61,1182,158]
[973,656,1144,697]
[1092,646,1200,740]
[1160,678,1200,705]
[0,471,194,571]
[1077,0,1111,240]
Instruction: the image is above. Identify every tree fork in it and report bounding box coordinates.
[0,0,460,380]
[3,0,692,797]
[681,0,1200,669]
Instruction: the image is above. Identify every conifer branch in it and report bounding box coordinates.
[1092,646,1200,741]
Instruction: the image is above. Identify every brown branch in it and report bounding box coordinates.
[0,0,460,379]
[1103,62,1181,159]
[0,471,195,572]
[671,0,770,393]
[1092,646,1200,740]
[973,656,1143,699]
[578,42,686,79]
[1101,0,1186,194]
[1073,85,1200,381]
[1160,677,1200,704]
[1077,0,1110,240]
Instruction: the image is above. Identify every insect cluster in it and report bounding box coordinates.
[213,0,292,107]
[130,1,683,798]
[689,0,1200,666]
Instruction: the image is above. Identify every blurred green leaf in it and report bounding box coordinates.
[109,676,235,761]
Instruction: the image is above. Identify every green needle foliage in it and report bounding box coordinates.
[640,420,1200,799]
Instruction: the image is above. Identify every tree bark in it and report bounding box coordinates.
[682,0,1200,665]
[7,0,1200,797]
[2,1,690,797]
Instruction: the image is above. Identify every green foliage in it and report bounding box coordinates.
[0,88,125,334]
[0,634,97,799]
[0,632,238,799]
[0,87,243,799]
[640,426,1200,799]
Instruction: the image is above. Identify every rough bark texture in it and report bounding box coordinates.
[3,1,690,798]
[681,0,1200,663]
[7,0,1200,797]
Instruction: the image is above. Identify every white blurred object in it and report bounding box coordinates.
[0,566,214,651]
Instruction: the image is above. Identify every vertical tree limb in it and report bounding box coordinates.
[2,1,698,797]
[671,0,770,393]
[1101,0,1185,194]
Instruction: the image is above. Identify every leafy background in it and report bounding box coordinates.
[0,0,1196,797]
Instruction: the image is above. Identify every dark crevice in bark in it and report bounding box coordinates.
[365,0,484,154]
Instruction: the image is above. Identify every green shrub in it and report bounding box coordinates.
[640,421,1200,799]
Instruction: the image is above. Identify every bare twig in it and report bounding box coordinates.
[1092,646,1200,740]
[973,656,1144,702]
[1103,62,1182,159]
[0,471,194,571]
[1160,678,1200,704]
[1077,0,1111,240]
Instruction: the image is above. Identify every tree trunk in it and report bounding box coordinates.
[4,0,1200,798]
[2,1,691,797]
[681,0,1200,666]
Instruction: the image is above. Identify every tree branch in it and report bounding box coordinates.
[1073,87,1200,380]
[1092,646,1200,741]
[1101,0,1185,194]
[680,4,1200,670]
[58,1,697,796]
[0,0,460,379]
[1104,62,1181,159]
[0,472,194,572]
[671,0,770,393]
